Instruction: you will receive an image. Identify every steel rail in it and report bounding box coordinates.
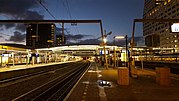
[50,62,90,101]
[12,61,88,101]
[0,62,74,84]
[31,62,89,101]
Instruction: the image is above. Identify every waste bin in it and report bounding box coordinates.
[117,67,129,85]
[156,67,170,86]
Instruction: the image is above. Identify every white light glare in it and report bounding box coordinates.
[103,38,107,43]
[115,36,125,39]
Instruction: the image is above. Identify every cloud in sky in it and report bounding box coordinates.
[15,24,26,32]
[65,34,90,41]
[0,0,44,20]
[0,23,15,29]
[78,39,101,45]
[6,31,26,42]
[0,0,45,43]
[0,33,4,38]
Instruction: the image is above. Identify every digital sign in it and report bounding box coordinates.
[100,50,109,55]
[171,23,179,33]
[2,54,12,57]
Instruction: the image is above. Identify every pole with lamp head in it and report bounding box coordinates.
[113,37,117,68]
[101,30,112,69]
[125,35,128,67]
[114,35,128,67]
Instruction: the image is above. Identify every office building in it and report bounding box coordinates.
[26,23,56,49]
[143,0,179,51]
[56,35,66,46]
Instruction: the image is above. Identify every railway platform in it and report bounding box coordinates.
[65,62,179,101]
[0,61,71,73]
[1,61,179,101]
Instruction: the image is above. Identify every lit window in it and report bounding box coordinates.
[175,45,177,47]
[164,1,167,5]
[175,40,178,42]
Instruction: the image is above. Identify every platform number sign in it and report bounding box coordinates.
[171,23,179,33]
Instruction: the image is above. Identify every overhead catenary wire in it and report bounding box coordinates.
[36,0,57,20]
[36,0,81,43]
[35,0,72,34]
[64,0,72,20]
[62,0,80,35]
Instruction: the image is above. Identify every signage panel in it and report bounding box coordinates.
[171,23,179,33]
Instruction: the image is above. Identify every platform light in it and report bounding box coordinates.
[115,36,125,39]
[103,38,107,43]
[114,35,128,67]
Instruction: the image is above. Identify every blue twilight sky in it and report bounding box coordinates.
[0,0,144,44]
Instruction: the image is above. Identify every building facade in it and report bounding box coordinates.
[55,28,66,46]
[143,0,179,51]
[56,35,66,46]
[26,24,56,49]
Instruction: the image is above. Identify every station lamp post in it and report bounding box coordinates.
[113,37,117,68]
[114,35,128,67]
[101,30,112,70]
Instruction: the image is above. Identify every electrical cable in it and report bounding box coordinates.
[62,0,80,36]
[36,0,57,20]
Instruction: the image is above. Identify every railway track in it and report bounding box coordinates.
[0,61,90,101]
[32,62,90,101]
[0,62,73,81]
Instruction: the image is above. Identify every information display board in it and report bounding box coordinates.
[171,23,179,33]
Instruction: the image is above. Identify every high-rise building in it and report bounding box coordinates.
[26,23,56,49]
[143,0,179,49]
[55,28,66,46]
[56,35,66,46]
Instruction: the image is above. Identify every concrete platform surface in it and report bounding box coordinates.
[65,62,179,101]
[1,61,179,101]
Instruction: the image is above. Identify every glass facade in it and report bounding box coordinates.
[26,24,56,49]
[143,0,179,49]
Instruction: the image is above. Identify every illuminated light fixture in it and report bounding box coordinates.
[103,38,107,43]
[115,36,125,39]
[171,23,179,33]
[47,40,53,43]
[32,35,37,38]
[164,1,167,5]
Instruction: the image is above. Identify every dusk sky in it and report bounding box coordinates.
[0,0,144,44]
